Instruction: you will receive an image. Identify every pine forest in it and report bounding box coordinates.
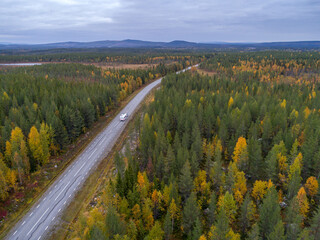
[71,51,320,240]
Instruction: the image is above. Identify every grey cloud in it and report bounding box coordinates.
[1,0,319,43]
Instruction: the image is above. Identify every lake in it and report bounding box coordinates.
[0,63,42,66]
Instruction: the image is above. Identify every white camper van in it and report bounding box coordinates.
[120,113,128,121]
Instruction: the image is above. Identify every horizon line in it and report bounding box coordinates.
[1,39,320,46]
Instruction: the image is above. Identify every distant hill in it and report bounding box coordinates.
[0,39,319,51]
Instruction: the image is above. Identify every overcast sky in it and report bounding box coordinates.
[1,0,320,44]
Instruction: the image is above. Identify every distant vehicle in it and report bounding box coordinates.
[120,113,128,121]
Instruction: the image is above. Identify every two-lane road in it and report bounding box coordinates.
[7,65,197,240]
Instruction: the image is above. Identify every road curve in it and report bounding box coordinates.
[6,65,197,240]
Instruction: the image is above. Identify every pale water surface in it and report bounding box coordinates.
[0,63,42,66]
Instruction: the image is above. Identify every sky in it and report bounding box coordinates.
[1,0,320,44]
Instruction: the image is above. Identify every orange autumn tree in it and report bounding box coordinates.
[28,126,42,166]
[142,199,154,231]
[168,199,178,233]
[278,154,288,187]
[28,123,52,166]
[199,235,207,240]
[228,96,234,109]
[233,171,247,204]
[137,171,150,199]
[305,176,319,198]
[151,189,160,215]
[252,180,268,202]
[297,187,309,218]
[194,170,211,208]
[288,153,303,180]
[280,99,287,108]
[5,127,30,184]
[233,137,249,171]
[132,204,141,226]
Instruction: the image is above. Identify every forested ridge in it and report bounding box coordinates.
[0,58,198,220]
[0,50,204,64]
[72,52,320,240]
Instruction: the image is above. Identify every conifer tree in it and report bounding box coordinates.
[259,187,281,239]
[217,191,237,224]
[287,169,301,200]
[191,218,202,240]
[297,229,312,240]
[248,137,263,180]
[239,193,256,235]
[105,205,126,239]
[182,192,200,235]
[145,221,164,240]
[164,145,175,182]
[208,191,217,226]
[285,197,302,240]
[211,139,223,189]
[211,207,230,240]
[114,152,125,178]
[88,225,105,240]
[164,211,172,240]
[310,206,320,239]
[267,220,285,240]
[265,141,286,182]
[179,160,193,200]
[247,223,260,240]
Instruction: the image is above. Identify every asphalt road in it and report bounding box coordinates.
[6,65,196,240]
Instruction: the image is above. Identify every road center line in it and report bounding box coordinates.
[98,140,104,146]
[74,162,86,177]
[54,181,70,201]
[27,207,49,236]
[88,148,97,159]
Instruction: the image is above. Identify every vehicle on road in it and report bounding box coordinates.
[120,113,128,121]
